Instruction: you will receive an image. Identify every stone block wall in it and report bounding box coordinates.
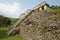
[19,11,60,40]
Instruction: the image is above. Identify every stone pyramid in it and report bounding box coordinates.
[7,2,60,40]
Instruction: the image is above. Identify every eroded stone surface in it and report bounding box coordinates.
[19,11,60,40]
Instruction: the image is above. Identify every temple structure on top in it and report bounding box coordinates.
[33,1,49,10]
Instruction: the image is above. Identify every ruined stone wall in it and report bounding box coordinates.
[19,11,60,40]
[44,5,48,10]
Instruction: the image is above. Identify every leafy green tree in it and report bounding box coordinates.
[0,15,11,27]
[50,6,60,9]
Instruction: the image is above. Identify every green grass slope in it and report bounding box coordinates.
[47,7,60,17]
[0,27,23,40]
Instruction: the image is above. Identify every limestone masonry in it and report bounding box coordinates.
[8,1,60,40]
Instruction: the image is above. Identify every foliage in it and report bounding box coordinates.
[48,6,60,14]
[0,15,19,27]
[50,6,60,9]
[11,18,19,24]
[0,15,11,27]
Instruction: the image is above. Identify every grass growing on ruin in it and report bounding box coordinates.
[0,27,23,40]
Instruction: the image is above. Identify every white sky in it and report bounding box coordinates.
[0,2,20,18]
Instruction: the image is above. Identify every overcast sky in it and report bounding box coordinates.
[0,0,60,18]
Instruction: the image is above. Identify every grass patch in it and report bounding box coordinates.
[0,27,23,40]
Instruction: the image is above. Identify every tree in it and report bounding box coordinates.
[0,15,11,27]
